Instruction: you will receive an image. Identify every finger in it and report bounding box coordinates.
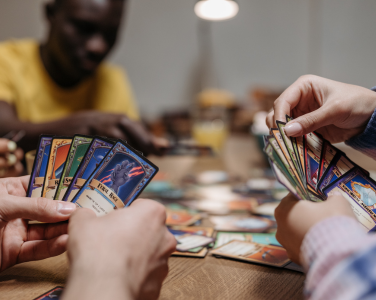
[272,84,303,125]
[274,193,299,221]
[0,139,17,154]
[68,208,96,229]
[3,162,24,177]
[0,175,30,197]
[27,222,68,241]
[14,148,24,161]
[266,111,275,129]
[284,106,333,137]
[17,234,68,264]
[0,196,76,223]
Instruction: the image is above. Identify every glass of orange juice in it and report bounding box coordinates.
[192,106,229,153]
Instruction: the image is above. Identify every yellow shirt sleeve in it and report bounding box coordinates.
[92,65,140,121]
[0,52,16,104]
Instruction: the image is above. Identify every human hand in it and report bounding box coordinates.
[0,176,76,271]
[0,139,24,178]
[274,192,355,265]
[62,111,161,156]
[64,199,176,300]
[266,75,376,143]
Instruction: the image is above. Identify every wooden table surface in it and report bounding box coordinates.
[0,134,305,300]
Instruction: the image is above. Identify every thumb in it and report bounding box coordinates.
[284,107,331,137]
[0,195,76,223]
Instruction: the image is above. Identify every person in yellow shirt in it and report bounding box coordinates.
[0,0,163,156]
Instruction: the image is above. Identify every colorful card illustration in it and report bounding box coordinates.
[62,137,114,202]
[318,141,340,183]
[72,140,158,215]
[323,167,376,232]
[209,215,273,232]
[170,226,214,257]
[303,132,324,197]
[265,136,307,199]
[285,115,305,178]
[54,135,93,200]
[317,152,354,193]
[211,240,290,268]
[271,128,305,192]
[166,209,202,226]
[214,232,280,249]
[41,137,72,199]
[27,135,53,198]
[33,286,64,300]
[276,120,305,183]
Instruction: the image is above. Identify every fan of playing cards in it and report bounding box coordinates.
[264,115,376,232]
[26,135,158,216]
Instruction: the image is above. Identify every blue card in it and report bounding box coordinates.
[72,140,158,215]
[323,167,376,232]
[33,286,63,300]
[62,137,114,202]
[27,135,53,198]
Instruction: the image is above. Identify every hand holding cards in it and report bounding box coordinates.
[265,115,376,231]
[27,135,159,216]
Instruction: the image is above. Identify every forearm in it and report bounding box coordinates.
[302,216,376,299]
[62,261,135,300]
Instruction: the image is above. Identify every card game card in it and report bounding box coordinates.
[41,137,72,199]
[72,140,158,215]
[170,226,214,257]
[214,232,280,249]
[211,240,290,268]
[54,135,93,200]
[175,234,214,252]
[33,286,64,300]
[303,132,323,191]
[27,135,53,198]
[209,215,273,232]
[323,167,376,231]
[317,152,355,193]
[166,209,202,226]
[286,115,305,177]
[318,141,340,183]
[62,137,114,202]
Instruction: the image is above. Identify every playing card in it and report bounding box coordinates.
[54,135,93,200]
[276,120,305,182]
[41,137,72,199]
[211,240,290,268]
[33,286,64,300]
[270,128,306,192]
[62,137,114,202]
[209,215,273,232]
[264,140,306,199]
[303,132,324,198]
[71,140,158,215]
[175,234,214,252]
[166,209,202,226]
[286,115,305,178]
[318,141,341,183]
[214,232,280,248]
[170,226,214,257]
[27,135,53,198]
[317,152,355,193]
[323,167,376,232]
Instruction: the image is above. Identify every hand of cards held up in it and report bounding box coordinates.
[264,115,376,232]
[27,135,158,216]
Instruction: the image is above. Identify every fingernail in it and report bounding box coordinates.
[7,141,17,152]
[284,122,303,136]
[7,154,16,166]
[58,202,76,215]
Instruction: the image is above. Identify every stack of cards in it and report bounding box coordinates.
[265,115,376,231]
[27,135,158,216]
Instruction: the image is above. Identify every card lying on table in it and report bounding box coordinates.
[28,135,158,216]
[211,240,290,268]
[264,115,376,231]
[71,140,158,215]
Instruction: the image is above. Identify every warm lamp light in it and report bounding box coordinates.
[194,0,239,21]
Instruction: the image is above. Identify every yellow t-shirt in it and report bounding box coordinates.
[0,39,139,123]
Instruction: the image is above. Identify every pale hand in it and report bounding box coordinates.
[0,176,76,271]
[266,75,376,143]
[274,192,355,264]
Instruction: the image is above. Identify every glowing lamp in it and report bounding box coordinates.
[194,0,239,21]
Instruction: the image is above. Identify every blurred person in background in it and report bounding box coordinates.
[0,0,165,155]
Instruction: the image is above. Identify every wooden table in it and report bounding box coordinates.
[0,135,305,300]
